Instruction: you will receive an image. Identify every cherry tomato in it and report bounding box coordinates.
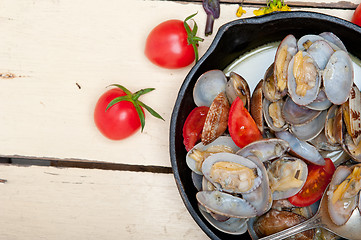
[288,158,335,207]
[94,88,142,140]
[145,14,203,69]
[183,106,209,151]
[228,97,262,148]
[351,3,361,27]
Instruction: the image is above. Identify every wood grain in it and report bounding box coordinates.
[0,0,355,168]
[0,165,208,240]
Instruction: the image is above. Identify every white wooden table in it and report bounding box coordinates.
[0,0,358,239]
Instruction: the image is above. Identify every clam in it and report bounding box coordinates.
[225,71,250,109]
[236,138,290,162]
[186,136,240,175]
[297,34,324,51]
[193,69,227,107]
[241,155,272,216]
[263,63,284,102]
[196,190,257,218]
[282,97,321,126]
[202,152,262,194]
[323,50,354,105]
[274,34,298,94]
[289,110,327,141]
[267,156,308,200]
[287,51,321,106]
[319,32,347,52]
[198,204,248,235]
[201,92,229,145]
[306,40,334,70]
[306,89,332,111]
[325,105,340,145]
[342,84,361,146]
[263,98,288,132]
[275,130,325,165]
[251,79,264,134]
[327,165,360,226]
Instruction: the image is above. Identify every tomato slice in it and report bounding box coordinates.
[288,158,335,207]
[228,97,262,148]
[183,106,209,151]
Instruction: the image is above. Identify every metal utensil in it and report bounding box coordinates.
[258,186,361,240]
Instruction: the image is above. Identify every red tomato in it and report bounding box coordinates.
[183,106,209,151]
[94,88,143,140]
[288,158,335,207]
[145,19,195,69]
[351,3,361,27]
[228,97,262,148]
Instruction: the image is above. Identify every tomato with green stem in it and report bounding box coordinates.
[228,97,262,148]
[94,84,164,140]
[145,13,203,69]
[288,158,335,207]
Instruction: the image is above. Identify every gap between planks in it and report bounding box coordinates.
[0,157,173,174]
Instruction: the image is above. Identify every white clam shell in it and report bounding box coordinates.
[196,191,257,218]
[202,152,262,194]
[186,136,240,175]
[323,50,354,105]
[268,157,308,201]
[327,166,358,226]
[275,130,325,165]
[193,70,227,107]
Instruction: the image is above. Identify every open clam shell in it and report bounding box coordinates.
[202,152,262,194]
[343,84,361,146]
[251,79,264,134]
[306,40,334,70]
[327,165,358,226]
[196,190,257,218]
[193,69,227,107]
[319,32,347,52]
[323,50,354,105]
[242,155,272,216]
[236,138,290,162]
[263,98,288,132]
[287,51,321,106]
[275,130,325,165]
[267,156,308,200]
[263,63,284,102]
[198,204,248,235]
[306,89,332,111]
[289,110,327,141]
[186,136,240,175]
[225,72,250,109]
[297,34,324,51]
[274,34,298,95]
[282,97,321,126]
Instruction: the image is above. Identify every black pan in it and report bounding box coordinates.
[169,11,361,240]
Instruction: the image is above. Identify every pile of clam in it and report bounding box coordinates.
[185,32,361,237]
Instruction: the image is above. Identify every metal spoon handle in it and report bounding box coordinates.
[258,214,321,240]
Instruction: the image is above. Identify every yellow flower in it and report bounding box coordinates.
[281,5,291,11]
[253,8,266,16]
[236,6,247,17]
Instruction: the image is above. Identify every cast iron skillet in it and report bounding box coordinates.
[170,11,361,240]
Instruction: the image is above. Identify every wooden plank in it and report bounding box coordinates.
[0,0,355,167]
[181,0,359,10]
[0,164,208,240]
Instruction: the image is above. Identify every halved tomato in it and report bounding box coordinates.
[288,158,335,207]
[183,106,209,151]
[228,97,262,148]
